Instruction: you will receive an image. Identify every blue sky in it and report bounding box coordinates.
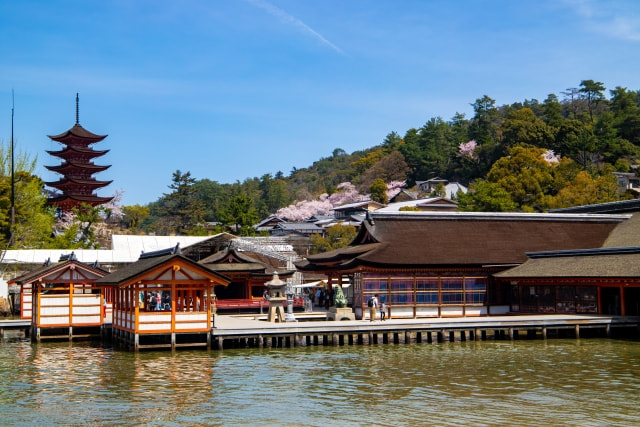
[1,0,640,206]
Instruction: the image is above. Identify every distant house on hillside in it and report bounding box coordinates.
[333,200,385,220]
[415,177,467,199]
[254,215,285,233]
[613,172,640,194]
[389,189,419,203]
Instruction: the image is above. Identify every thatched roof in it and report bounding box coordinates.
[602,213,640,248]
[494,247,640,279]
[297,211,627,271]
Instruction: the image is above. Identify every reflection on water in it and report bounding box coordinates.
[0,336,639,426]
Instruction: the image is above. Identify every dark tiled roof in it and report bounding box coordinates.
[9,259,109,285]
[199,247,294,276]
[95,253,229,286]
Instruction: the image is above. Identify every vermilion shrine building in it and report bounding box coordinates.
[296,211,629,320]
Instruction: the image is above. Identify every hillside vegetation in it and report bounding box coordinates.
[2,80,640,248]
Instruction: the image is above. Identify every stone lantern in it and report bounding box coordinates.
[265,272,287,322]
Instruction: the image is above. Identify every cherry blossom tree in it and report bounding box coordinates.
[385,180,406,200]
[276,182,369,221]
[458,140,478,160]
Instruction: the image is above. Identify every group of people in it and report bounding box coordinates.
[146,291,171,311]
[368,294,387,321]
[143,291,202,312]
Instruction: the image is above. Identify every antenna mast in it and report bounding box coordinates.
[10,90,15,234]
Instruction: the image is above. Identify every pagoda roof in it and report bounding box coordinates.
[48,194,114,208]
[48,124,107,142]
[45,177,112,190]
[46,146,109,157]
[45,162,111,174]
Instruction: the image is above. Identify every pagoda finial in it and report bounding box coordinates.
[75,93,79,125]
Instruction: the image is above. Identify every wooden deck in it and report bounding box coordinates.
[210,313,640,349]
[3,313,639,349]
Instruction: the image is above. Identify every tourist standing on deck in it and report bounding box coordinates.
[380,300,386,321]
[369,294,378,321]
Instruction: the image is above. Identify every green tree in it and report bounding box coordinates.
[549,170,621,209]
[579,80,606,123]
[162,170,206,235]
[218,192,260,236]
[369,178,388,204]
[309,224,357,254]
[500,108,554,148]
[360,151,409,190]
[486,146,557,211]
[542,94,564,129]
[456,180,517,212]
[122,204,150,231]
[0,172,55,248]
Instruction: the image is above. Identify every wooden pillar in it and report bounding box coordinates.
[619,285,626,316]
[575,324,580,339]
[332,333,339,346]
[134,333,139,352]
[542,327,547,340]
[217,337,224,350]
[509,328,514,340]
[171,332,176,350]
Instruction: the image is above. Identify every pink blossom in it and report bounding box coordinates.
[458,140,478,160]
[385,180,406,199]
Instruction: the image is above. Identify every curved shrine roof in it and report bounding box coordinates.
[298,211,628,271]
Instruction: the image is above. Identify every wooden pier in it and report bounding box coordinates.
[2,314,639,350]
[210,314,640,350]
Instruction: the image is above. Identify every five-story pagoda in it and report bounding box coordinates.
[45,94,113,211]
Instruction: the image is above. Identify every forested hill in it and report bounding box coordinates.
[136,80,640,235]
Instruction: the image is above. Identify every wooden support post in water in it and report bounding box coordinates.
[575,324,580,339]
[606,324,611,337]
[405,330,411,344]
[217,337,224,350]
[509,328,514,340]
[542,327,547,340]
[171,333,176,350]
